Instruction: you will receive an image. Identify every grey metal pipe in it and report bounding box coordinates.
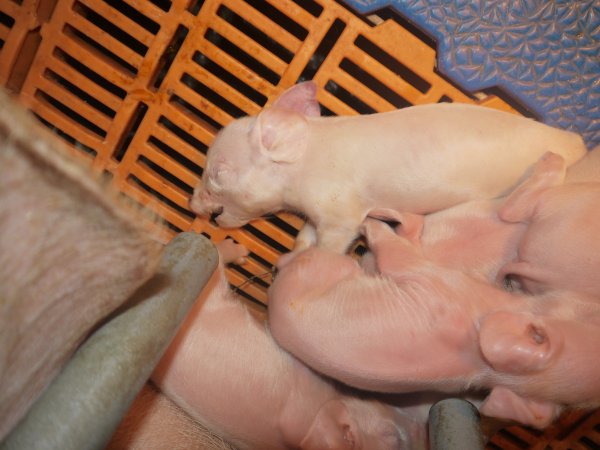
[1,232,218,450]
[428,398,485,450]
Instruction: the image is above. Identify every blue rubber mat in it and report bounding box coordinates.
[340,1,599,148]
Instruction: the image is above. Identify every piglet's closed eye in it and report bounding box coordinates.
[478,311,560,374]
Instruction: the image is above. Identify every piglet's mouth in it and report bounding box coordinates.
[188,194,223,218]
[209,206,224,225]
[214,212,253,229]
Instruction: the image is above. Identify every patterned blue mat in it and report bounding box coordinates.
[341,0,600,148]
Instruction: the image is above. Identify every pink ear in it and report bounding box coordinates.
[479,311,558,374]
[250,108,308,163]
[299,400,358,450]
[480,386,561,429]
[499,152,566,223]
[250,82,318,162]
[367,208,424,245]
[270,81,321,117]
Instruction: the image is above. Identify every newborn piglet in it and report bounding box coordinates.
[268,218,600,429]
[151,238,426,450]
[191,81,586,253]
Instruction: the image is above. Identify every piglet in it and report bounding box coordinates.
[151,239,426,450]
[268,219,600,429]
[190,81,586,253]
[370,150,600,298]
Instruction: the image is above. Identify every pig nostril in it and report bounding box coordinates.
[209,207,224,225]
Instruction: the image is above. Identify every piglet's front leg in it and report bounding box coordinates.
[317,223,364,254]
[290,218,360,257]
[292,223,318,252]
[302,204,367,254]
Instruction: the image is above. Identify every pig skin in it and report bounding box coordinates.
[151,239,427,450]
[190,81,586,253]
[107,383,237,450]
[0,91,163,439]
[498,179,600,297]
[369,150,600,299]
[366,151,562,286]
[267,218,600,429]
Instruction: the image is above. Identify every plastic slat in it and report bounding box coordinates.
[263,0,315,29]
[36,76,114,132]
[77,0,155,48]
[173,81,235,126]
[209,17,288,76]
[54,37,135,88]
[46,57,124,112]
[67,13,144,71]
[122,176,193,232]
[0,0,39,84]
[197,37,278,94]
[0,0,21,17]
[221,0,302,53]
[28,95,106,148]
[150,125,207,169]
[142,142,198,190]
[129,163,191,212]
[334,69,398,112]
[121,0,169,24]
[183,60,263,115]
[316,83,364,116]
[347,45,430,104]
[0,24,10,43]
[160,102,216,147]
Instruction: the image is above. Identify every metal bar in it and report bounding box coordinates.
[429,398,485,450]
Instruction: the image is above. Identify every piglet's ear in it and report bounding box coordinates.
[368,208,424,245]
[249,82,319,163]
[250,108,308,163]
[300,400,358,450]
[270,81,321,117]
[499,152,566,223]
[480,386,561,429]
[479,311,560,374]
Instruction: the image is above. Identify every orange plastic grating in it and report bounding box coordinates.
[1,0,37,87]
[2,0,599,447]
[8,0,516,304]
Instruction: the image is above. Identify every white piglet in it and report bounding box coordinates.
[191,81,586,253]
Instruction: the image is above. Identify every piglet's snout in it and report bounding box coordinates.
[189,189,221,218]
[209,207,224,226]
